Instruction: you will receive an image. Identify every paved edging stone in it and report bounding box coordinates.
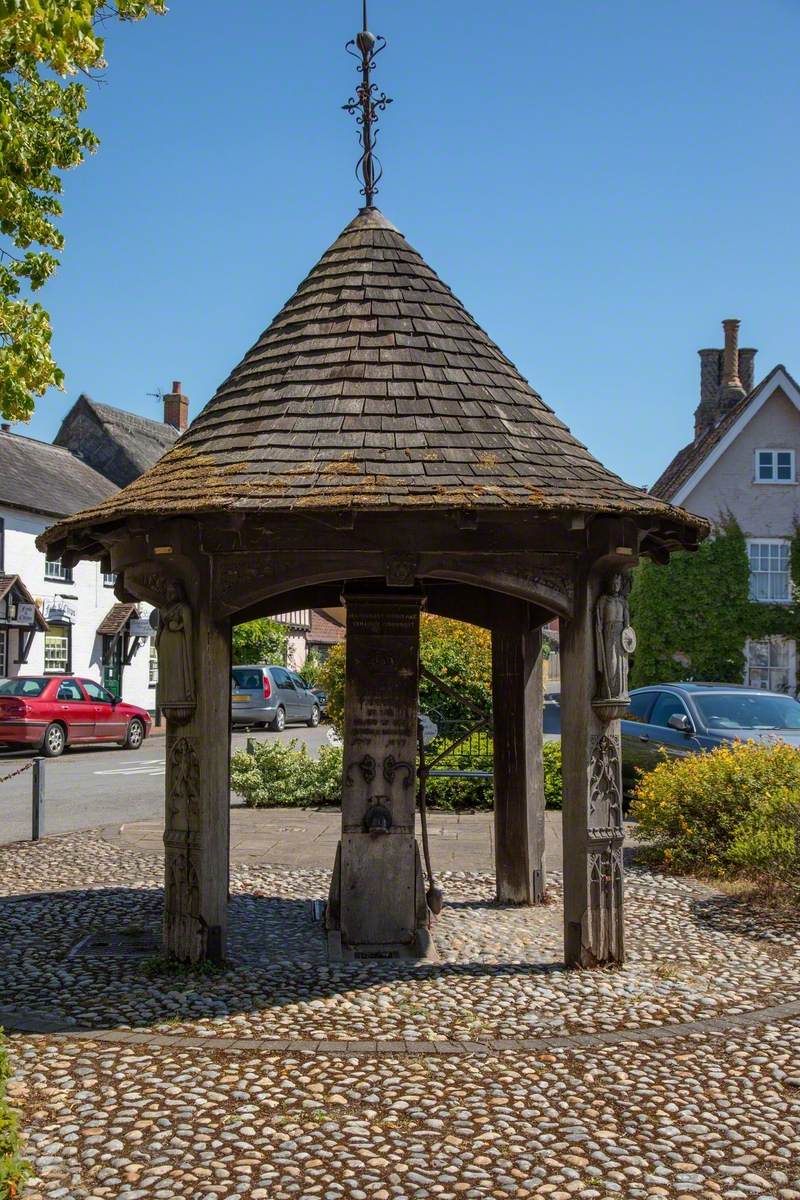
[4,994,800,1054]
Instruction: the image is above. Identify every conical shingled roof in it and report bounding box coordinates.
[39,207,703,540]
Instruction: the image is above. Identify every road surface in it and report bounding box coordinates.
[0,698,562,846]
[0,725,331,845]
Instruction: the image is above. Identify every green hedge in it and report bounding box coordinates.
[0,1030,28,1199]
[231,739,563,813]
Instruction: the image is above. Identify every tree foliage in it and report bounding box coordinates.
[231,618,287,667]
[318,615,493,734]
[0,0,165,421]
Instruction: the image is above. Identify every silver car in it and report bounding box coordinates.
[231,665,321,731]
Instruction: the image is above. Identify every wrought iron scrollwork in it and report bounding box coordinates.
[342,3,393,206]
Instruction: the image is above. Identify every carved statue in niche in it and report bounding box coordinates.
[593,573,636,722]
[155,579,195,724]
[588,734,622,837]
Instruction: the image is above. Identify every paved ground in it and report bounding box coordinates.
[104,807,570,872]
[0,725,331,844]
[2,825,800,1198]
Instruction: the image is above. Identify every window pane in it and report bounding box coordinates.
[777,452,793,480]
[623,691,656,722]
[149,640,158,686]
[57,681,83,701]
[748,641,770,668]
[758,452,774,480]
[749,541,790,602]
[44,623,69,672]
[649,692,690,727]
[44,557,73,582]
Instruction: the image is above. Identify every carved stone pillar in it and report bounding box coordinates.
[327,593,429,957]
[492,600,545,904]
[162,596,231,963]
[560,572,625,967]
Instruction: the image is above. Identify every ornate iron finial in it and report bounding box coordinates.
[342,0,392,208]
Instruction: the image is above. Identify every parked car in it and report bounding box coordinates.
[310,685,328,714]
[231,665,321,731]
[0,675,151,757]
[621,682,800,797]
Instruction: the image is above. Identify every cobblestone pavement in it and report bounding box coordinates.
[2,830,800,1197]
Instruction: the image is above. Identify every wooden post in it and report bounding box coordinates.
[162,599,231,963]
[560,571,624,967]
[31,757,45,842]
[492,600,545,904]
[329,592,428,955]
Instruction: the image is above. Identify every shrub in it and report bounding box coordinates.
[231,740,344,808]
[728,788,800,896]
[231,732,562,813]
[0,1030,28,1199]
[543,740,562,809]
[631,740,800,879]
[317,644,345,733]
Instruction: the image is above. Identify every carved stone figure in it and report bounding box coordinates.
[593,573,636,721]
[155,579,195,723]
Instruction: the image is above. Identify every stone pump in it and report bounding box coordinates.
[37,8,706,968]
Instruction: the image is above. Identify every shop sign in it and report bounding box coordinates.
[45,599,77,622]
[129,618,154,638]
[15,603,36,626]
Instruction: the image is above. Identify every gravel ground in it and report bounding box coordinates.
[2,830,800,1197]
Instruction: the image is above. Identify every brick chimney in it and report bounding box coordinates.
[693,321,756,440]
[163,380,188,432]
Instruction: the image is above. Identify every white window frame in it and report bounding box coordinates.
[149,638,159,688]
[0,628,6,677]
[102,571,116,588]
[754,448,796,484]
[745,637,796,693]
[44,556,73,583]
[44,623,70,673]
[747,538,792,604]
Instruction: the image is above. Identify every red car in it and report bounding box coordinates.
[0,675,151,757]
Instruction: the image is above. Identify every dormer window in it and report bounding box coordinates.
[755,449,795,483]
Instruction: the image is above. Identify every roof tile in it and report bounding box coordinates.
[39,207,703,544]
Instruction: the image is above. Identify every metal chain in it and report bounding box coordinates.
[0,760,34,785]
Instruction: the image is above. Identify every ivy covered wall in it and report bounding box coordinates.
[630,519,800,687]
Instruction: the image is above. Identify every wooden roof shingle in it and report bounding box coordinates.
[38,208,704,546]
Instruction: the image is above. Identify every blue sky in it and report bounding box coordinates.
[17,0,800,488]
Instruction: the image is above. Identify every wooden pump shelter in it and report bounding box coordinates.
[37,12,704,967]
[38,204,703,966]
